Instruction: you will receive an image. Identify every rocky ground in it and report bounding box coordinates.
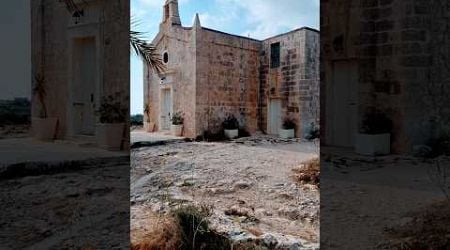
[0,162,130,249]
[131,135,320,249]
[0,124,29,139]
[320,150,450,249]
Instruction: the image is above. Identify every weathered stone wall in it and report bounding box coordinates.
[194,28,261,136]
[146,2,320,139]
[321,0,450,153]
[31,0,129,144]
[31,0,69,139]
[146,24,197,137]
[260,28,320,138]
[320,0,361,147]
[98,0,130,148]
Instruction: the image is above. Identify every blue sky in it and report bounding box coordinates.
[130,0,320,115]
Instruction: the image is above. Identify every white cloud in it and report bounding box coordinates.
[195,8,238,31]
[214,0,319,39]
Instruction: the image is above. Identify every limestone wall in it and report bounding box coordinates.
[31,0,69,139]
[260,28,320,138]
[194,28,261,136]
[31,0,129,143]
[146,25,197,137]
[146,8,320,140]
[322,0,450,153]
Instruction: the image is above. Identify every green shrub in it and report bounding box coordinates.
[282,118,296,130]
[171,111,184,125]
[130,114,143,126]
[96,92,127,123]
[361,108,392,134]
[223,115,239,130]
[305,122,320,140]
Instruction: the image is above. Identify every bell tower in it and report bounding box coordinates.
[163,0,181,26]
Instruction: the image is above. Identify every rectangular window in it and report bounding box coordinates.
[270,42,280,68]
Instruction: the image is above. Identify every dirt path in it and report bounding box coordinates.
[0,164,130,249]
[131,137,320,248]
[320,152,448,249]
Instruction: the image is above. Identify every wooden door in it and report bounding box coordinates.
[72,37,96,136]
[160,89,172,130]
[268,99,282,135]
[326,61,358,147]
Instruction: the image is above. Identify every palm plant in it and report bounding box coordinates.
[61,0,165,73]
[144,103,151,122]
[33,74,48,118]
[171,111,184,125]
[130,30,165,74]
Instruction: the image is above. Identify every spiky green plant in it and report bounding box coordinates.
[61,1,165,73]
[33,74,48,118]
[130,30,165,74]
[144,103,151,122]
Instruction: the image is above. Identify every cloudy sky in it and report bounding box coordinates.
[130,0,319,114]
[0,1,31,100]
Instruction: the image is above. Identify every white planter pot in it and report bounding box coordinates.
[32,117,58,141]
[171,124,183,136]
[96,123,124,151]
[224,129,238,139]
[279,129,295,139]
[355,133,391,156]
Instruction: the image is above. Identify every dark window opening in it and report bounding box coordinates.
[270,42,280,68]
[163,52,169,64]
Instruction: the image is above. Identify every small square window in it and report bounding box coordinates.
[270,42,280,68]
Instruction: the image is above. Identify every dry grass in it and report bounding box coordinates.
[131,205,231,250]
[131,216,183,250]
[292,157,320,187]
[381,200,450,249]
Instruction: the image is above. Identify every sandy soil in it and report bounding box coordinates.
[0,163,130,249]
[131,136,320,248]
[320,150,449,249]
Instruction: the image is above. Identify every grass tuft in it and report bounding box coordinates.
[292,157,320,187]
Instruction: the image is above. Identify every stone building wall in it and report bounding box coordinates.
[146,24,197,137]
[195,28,261,136]
[321,0,450,153]
[320,0,361,147]
[31,0,69,139]
[260,28,320,138]
[146,1,320,139]
[31,0,129,144]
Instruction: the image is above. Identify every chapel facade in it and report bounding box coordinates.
[144,0,319,139]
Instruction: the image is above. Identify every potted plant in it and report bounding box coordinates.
[280,117,296,139]
[355,108,392,156]
[143,103,154,132]
[32,74,58,141]
[170,111,184,136]
[223,115,239,139]
[96,93,127,151]
[304,122,320,140]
